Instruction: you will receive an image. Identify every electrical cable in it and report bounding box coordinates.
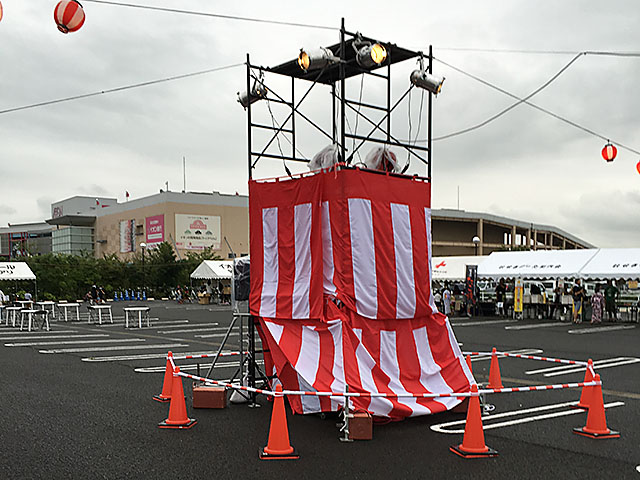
[433,52,585,141]
[0,63,243,115]
[266,99,293,177]
[434,47,640,57]
[82,0,337,31]
[433,56,640,156]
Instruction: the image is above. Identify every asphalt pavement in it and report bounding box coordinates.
[1,301,638,479]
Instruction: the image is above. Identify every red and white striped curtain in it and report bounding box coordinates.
[250,169,472,418]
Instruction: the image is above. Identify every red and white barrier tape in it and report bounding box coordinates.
[462,351,589,367]
[176,370,601,400]
[171,351,247,361]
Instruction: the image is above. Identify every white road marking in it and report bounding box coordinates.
[7,338,145,347]
[0,330,80,337]
[526,357,629,375]
[568,325,636,334]
[505,322,565,330]
[134,361,264,373]
[636,465,639,473]
[40,343,188,354]
[0,334,107,341]
[157,327,228,334]
[430,401,625,434]
[451,319,517,327]
[470,348,543,362]
[153,322,219,329]
[543,358,640,377]
[195,333,240,339]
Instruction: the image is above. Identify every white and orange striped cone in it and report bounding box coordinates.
[153,351,173,403]
[573,374,620,439]
[487,347,503,389]
[450,384,498,458]
[259,385,299,460]
[573,358,594,410]
[158,367,197,429]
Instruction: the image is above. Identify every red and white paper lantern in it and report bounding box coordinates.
[0,1,4,23]
[601,142,617,162]
[636,160,640,175]
[54,0,85,34]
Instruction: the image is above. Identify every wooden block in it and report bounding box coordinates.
[192,385,227,409]
[349,412,372,440]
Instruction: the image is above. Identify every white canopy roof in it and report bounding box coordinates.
[432,256,488,281]
[190,260,233,280]
[478,249,599,279]
[0,262,36,281]
[580,248,640,280]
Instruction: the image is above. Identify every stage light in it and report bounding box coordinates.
[356,43,387,68]
[297,47,339,72]
[237,79,268,109]
[410,69,445,95]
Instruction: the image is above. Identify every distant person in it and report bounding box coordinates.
[495,279,506,317]
[604,279,619,322]
[206,280,213,297]
[572,279,585,324]
[590,285,605,324]
[98,286,107,304]
[434,290,442,312]
[90,285,98,302]
[24,291,33,302]
[530,283,541,295]
[443,284,452,317]
[0,288,5,305]
[549,284,563,320]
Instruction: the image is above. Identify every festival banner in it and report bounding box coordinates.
[175,214,221,250]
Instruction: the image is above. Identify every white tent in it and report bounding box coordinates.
[0,262,36,280]
[190,260,234,280]
[478,249,599,279]
[580,248,640,280]
[432,256,488,281]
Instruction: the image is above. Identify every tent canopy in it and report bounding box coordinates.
[190,260,233,280]
[0,262,36,281]
[579,248,640,280]
[478,249,599,280]
[432,256,488,282]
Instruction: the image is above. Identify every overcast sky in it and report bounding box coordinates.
[1,1,639,247]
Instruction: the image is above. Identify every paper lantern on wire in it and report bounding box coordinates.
[0,2,4,23]
[636,160,640,175]
[601,142,617,162]
[54,0,85,34]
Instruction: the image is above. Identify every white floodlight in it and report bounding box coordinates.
[356,43,387,68]
[410,69,445,95]
[237,79,268,109]
[297,47,339,72]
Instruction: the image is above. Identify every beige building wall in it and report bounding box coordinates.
[95,200,248,260]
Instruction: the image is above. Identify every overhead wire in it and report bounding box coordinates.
[82,0,337,30]
[433,56,640,156]
[0,63,243,115]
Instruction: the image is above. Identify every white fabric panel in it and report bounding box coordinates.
[328,319,345,410]
[0,262,36,280]
[424,208,438,314]
[292,203,312,318]
[259,207,279,318]
[379,330,424,414]
[321,201,337,296]
[348,199,378,318]
[294,326,322,413]
[265,320,284,345]
[353,329,393,417]
[391,203,416,318]
[412,326,459,411]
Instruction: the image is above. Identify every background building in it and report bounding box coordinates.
[0,222,54,259]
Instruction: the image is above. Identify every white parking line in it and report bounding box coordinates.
[40,343,188,354]
[157,327,228,334]
[505,322,565,330]
[568,325,636,334]
[153,322,219,329]
[0,334,107,341]
[451,319,517,327]
[0,330,80,337]
[430,401,625,434]
[7,338,146,347]
[195,333,240,339]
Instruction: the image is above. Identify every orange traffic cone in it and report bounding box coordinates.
[153,351,173,403]
[450,384,498,458]
[573,374,620,439]
[259,384,299,460]
[488,348,503,389]
[573,358,594,410]
[158,367,197,429]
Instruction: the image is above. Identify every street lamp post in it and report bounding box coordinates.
[472,236,480,256]
[140,242,146,296]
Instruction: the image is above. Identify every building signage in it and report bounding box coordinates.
[145,215,164,245]
[175,214,220,250]
[119,219,136,253]
[52,206,63,218]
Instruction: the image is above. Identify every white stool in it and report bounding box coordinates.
[5,306,22,327]
[20,309,50,332]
